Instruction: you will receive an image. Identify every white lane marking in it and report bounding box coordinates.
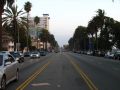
[31,83,51,87]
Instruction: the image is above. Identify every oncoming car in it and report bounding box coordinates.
[0,53,19,89]
[30,51,40,58]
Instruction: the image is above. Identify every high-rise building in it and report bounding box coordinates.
[29,14,50,30]
[39,14,50,30]
[28,14,50,50]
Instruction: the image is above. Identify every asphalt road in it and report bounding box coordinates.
[6,52,120,90]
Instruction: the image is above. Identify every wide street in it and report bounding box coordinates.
[6,52,120,90]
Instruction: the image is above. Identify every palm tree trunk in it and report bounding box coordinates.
[27,13,29,51]
[45,41,47,51]
[91,34,94,50]
[43,42,45,50]
[95,32,98,50]
[13,19,17,51]
[0,9,2,51]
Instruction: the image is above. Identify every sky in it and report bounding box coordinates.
[17,0,120,46]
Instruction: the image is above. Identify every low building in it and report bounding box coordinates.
[2,31,14,51]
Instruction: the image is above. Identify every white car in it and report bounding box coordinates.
[0,53,19,89]
[30,51,40,58]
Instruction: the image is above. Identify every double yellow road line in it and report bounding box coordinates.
[65,54,98,90]
[16,61,51,90]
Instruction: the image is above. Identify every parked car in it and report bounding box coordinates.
[105,51,115,59]
[0,53,19,89]
[114,50,120,60]
[10,52,24,63]
[23,52,30,57]
[30,51,40,58]
[92,50,100,56]
[86,51,93,55]
[99,51,105,57]
[18,51,24,57]
[39,51,46,56]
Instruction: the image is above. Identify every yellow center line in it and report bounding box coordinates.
[64,54,98,90]
[16,61,51,90]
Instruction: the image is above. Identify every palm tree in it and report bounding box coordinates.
[2,5,27,51]
[39,29,49,51]
[24,1,32,50]
[95,9,105,50]
[96,9,105,31]
[34,16,40,26]
[0,0,14,50]
[34,16,40,49]
[48,34,56,49]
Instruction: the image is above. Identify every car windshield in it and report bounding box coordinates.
[10,52,20,58]
[31,52,38,54]
[110,52,114,54]
[116,51,120,54]
[0,55,3,66]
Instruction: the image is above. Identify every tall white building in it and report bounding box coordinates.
[39,14,50,30]
[28,14,50,50]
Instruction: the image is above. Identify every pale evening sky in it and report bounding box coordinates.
[17,0,120,46]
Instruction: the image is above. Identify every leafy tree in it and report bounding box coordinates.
[69,8,120,51]
[73,26,88,51]
[112,21,120,49]
[18,26,31,50]
[39,29,49,50]
[0,0,14,50]
[48,34,56,48]
[68,37,74,51]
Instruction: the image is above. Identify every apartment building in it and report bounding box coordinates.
[29,14,50,50]
[2,31,14,51]
[39,14,50,30]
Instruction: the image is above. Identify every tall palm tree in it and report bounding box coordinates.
[39,29,49,51]
[2,5,27,51]
[96,9,105,31]
[34,16,40,49]
[0,0,14,50]
[24,1,32,50]
[34,16,40,26]
[95,9,105,50]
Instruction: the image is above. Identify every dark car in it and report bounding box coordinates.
[23,52,30,57]
[10,52,24,63]
[114,51,120,60]
[99,51,105,57]
[39,51,46,56]
[92,50,99,56]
